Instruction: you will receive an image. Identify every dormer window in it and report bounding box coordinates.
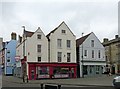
[37,34,41,39]
[61,30,66,34]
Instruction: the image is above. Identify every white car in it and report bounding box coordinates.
[113,76,120,89]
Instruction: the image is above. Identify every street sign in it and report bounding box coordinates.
[15,56,20,62]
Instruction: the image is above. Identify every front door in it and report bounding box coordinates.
[89,65,94,76]
[31,70,35,80]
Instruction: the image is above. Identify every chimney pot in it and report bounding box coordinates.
[11,32,17,40]
[103,38,109,43]
[115,35,119,39]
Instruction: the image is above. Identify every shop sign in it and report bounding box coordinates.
[15,56,20,62]
[38,75,49,78]
[54,74,69,78]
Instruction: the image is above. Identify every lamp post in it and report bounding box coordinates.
[81,32,84,78]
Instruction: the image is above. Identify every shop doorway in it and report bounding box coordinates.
[31,70,35,80]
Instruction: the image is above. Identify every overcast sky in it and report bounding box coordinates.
[0,0,119,42]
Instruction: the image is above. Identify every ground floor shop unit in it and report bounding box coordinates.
[78,61,106,77]
[107,63,120,74]
[28,63,77,80]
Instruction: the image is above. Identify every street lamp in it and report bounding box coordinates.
[81,32,84,78]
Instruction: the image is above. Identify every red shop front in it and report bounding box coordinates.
[28,63,77,80]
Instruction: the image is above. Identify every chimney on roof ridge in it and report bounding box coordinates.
[11,32,17,40]
[115,35,119,39]
[38,27,40,29]
[103,38,109,43]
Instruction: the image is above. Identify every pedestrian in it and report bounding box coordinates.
[25,75,28,83]
[23,75,25,82]
[107,69,111,76]
[26,75,28,83]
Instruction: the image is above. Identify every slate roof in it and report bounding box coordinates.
[24,30,34,37]
[46,21,75,39]
[76,33,91,47]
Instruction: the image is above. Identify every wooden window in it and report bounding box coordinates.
[98,50,101,58]
[92,50,94,58]
[84,50,87,57]
[67,40,71,48]
[57,39,62,48]
[58,52,62,62]
[38,57,41,62]
[91,40,94,47]
[62,30,66,34]
[37,34,41,39]
[37,44,41,53]
[67,53,71,62]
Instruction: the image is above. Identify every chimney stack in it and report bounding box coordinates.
[115,35,119,39]
[103,38,109,43]
[11,32,17,40]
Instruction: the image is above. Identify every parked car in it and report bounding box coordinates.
[113,75,120,89]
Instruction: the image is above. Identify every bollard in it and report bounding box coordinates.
[41,83,43,89]
[58,84,61,89]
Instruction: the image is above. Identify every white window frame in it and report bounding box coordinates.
[67,53,71,62]
[67,40,71,48]
[37,44,41,53]
[57,39,62,48]
[57,52,62,62]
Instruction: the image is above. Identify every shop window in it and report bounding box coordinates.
[96,66,100,74]
[38,67,49,75]
[53,67,69,75]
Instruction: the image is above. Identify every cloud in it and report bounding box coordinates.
[0,1,118,42]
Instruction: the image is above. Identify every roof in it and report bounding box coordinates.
[46,21,75,39]
[46,22,64,38]
[102,37,120,46]
[24,30,34,37]
[76,33,91,47]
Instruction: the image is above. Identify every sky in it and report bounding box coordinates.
[0,0,119,42]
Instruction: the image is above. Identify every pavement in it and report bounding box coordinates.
[2,74,116,87]
[0,75,2,89]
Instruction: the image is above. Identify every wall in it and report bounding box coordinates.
[26,29,48,63]
[5,40,17,75]
[49,22,76,63]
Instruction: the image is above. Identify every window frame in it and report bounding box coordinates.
[61,30,66,34]
[57,39,62,48]
[37,44,41,53]
[92,50,94,58]
[91,40,94,47]
[67,40,71,48]
[37,34,41,39]
[57,52,62,62]
[38,56,41,62]
[84,50,87,57]
[98,50,101,58]
[67,53,71,62]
